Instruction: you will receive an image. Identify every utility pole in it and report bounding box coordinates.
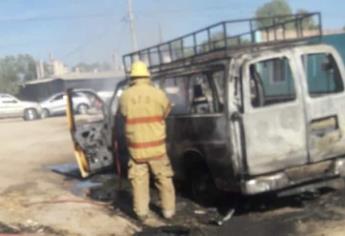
[35,60,45,79]
[112,50,117,70]
[127,0,138,51]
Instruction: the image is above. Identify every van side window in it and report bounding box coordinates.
[162,69,225,115]
[302,53,344,97]
[162,77,190,115]
[189,74,215,114]
[52,94,64,101]
[249,57,296,108]
[212,70,225,111]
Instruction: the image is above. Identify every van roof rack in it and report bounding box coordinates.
[123,12,322,73]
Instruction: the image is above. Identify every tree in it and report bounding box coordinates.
[0,54,37,94]
[199,32,251,53]
[296,9,318,30]
[255,0,292,28]
[0,56,19,94]
[15,54,37,82]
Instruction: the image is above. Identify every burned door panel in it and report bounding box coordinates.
[307,101,345,162]
[243,105,307,175]
[309,116,342,158]
[242,55,308,176]
[66,89,113,178]
[301,50,345,162]
[73,123,113,172]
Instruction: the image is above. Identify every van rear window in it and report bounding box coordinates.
[302,53,344,97]
[249,57,296,107]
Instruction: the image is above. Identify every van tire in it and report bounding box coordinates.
[184,154,221,205]
[23,108,38,121]
[190,165,220,205]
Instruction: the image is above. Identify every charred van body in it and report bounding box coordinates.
[66,12,345,197]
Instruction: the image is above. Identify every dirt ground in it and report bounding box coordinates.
[0,117,138,236]
[2,117,345,236]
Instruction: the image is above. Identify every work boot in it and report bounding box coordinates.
[162,209,175,219]
[136,214,148,223]
[137,213,165,227]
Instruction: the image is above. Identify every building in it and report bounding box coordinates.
[19,71,125,102]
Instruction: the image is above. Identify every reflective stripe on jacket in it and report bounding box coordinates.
[119,79,171,162]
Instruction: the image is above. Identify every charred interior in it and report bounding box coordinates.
[74,122,113,173]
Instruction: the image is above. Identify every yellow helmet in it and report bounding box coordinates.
[130,60,150,78]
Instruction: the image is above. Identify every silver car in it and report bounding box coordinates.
[0,93,41,121]
[40,92,91,118]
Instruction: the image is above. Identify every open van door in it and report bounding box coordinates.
[66,89,113,178]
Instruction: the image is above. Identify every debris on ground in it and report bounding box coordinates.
[48,157,345,235]
[64,171,345,236]
[134,225,191,236]
[0,221,68,236]
[214,208,235,226]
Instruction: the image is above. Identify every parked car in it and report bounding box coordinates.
[0,93,41,121]
[74,88,115,104]
[66,13,345,200]
[96,91,115,103]
[40,91,91,118]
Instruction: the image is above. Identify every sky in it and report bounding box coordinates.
[0,0,343,67]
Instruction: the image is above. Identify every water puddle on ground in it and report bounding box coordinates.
[46,163,81,178]
[70,180,103,197]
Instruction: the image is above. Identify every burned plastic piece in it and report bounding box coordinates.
[214,208,235,226]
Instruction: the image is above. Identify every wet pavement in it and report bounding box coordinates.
[50,163,345,236]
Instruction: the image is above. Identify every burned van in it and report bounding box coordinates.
[66,13,345,197]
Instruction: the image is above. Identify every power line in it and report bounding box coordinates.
[136,4,248,16]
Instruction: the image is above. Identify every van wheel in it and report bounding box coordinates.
[187,161,220,206]
[77,104,89,114]
[41,109,50,118]
[23,108,38,121]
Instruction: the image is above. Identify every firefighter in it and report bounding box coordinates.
[119,60,176,221]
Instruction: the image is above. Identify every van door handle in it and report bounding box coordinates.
[310,115,342,141]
